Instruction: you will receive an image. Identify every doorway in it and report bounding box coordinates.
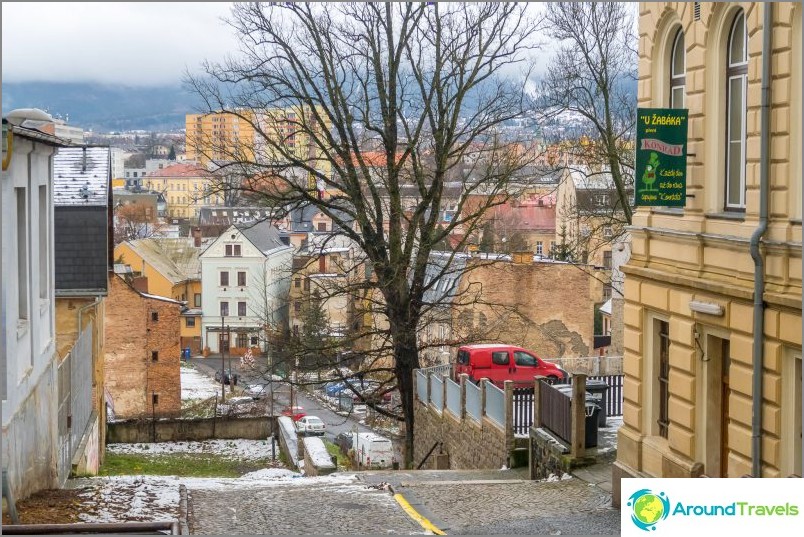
[703,334,730,477]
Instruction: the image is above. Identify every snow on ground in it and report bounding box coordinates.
[106,439,278,460]
[180,367,222,400]
[68,472,362,523]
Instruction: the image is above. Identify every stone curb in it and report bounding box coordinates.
[178,484,191,535]
[388,483,449,535]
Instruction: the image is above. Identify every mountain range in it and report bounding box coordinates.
[1,82,202,133]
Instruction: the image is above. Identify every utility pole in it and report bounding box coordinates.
[220,316,226,402]
[228,324,233,395]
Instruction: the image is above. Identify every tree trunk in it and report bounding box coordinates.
[393,325,420,469]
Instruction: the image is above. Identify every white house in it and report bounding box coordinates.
[1,111,67,502]
[200,221,293,354]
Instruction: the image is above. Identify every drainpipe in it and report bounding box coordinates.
[750,2,773,478]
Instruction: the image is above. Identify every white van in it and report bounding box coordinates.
[352,432,394,469]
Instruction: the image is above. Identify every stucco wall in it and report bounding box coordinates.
[456,259,595,359]
[107,416,276,443]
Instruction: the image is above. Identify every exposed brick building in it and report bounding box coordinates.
[104,274,182,419]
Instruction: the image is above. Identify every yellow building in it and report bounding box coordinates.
[114,238,203,351]
[185,107,332,183]
[614,2,801,499]
[143,163,220,219]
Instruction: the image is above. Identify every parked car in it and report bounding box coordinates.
[352,432,394,469]
[296,415,326,436]
[334,432,353,455]
[214,370,239,385]
[453,344,567,388]
[247,383,270,400]
[281,405,306,421]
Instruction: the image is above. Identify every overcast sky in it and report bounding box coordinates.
[2,2,637,88]
[2,2,239,86]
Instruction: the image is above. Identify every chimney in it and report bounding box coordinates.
[131,276,149,294]
[192,227,202,248]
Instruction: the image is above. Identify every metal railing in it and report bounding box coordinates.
[445,378,461,417]
[465,381,482,422]
[70,327,94,454]
[418,363,453,378]
[1,521,180,535]
[540,381,572,444]
[551,355,623,376]
[512,387,534,435]
[484,382,505,427]
[550,374,624,417]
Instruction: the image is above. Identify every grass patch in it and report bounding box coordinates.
[99,452,276,478]
[323,439,351,469]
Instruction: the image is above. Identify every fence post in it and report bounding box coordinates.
[504,380,514,446]
[425,372,431,404]
[479,378,488,418]
[441,374,448,412]
[459,373,468,420]
[533,376,542,429]
[571,374,587,459]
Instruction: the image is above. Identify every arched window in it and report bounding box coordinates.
[725,11,748,210]
[670,28,686,108]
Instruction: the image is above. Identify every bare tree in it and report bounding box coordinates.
[186,2,541,467]
[113,203,165,245]
[539,2,637,227]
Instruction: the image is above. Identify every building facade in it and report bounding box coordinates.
[614,2,801,500]
[1,117,65,500]
[53,145,113,476]
[200,222,293,355]
[104,274,183,419]
[143,163,220,219]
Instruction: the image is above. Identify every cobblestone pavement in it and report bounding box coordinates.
[360,465,619,535]
[188,478,427,535]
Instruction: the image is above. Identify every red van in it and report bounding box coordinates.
[453,344,567,387]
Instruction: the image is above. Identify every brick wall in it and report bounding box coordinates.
[105,276,181,419]
[456,260,594,359]
[413,400,511,470]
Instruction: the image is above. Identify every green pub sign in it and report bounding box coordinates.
[635,108,689,207]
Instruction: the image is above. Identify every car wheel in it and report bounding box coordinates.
[546,375,559,385]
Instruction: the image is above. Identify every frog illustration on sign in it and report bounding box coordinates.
[641,151,660,191]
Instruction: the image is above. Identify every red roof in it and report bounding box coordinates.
[146,163,209,178]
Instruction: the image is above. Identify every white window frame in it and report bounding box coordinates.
[725,11,748,211]
[670,28,686,108]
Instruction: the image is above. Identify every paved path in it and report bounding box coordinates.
[360,465,620,535]
[188,478,425,535]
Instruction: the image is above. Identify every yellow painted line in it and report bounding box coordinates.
[393,493,446,535]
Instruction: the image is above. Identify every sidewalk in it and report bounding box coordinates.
[359,460,617,534]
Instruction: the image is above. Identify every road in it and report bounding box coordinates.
[186,355,403,461]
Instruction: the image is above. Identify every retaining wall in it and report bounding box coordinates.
[107,416,275,443]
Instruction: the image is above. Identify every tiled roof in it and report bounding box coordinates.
[146,163,209,178]
[53,146,110,206]
[238,220,288,254]
[124,238,201,285]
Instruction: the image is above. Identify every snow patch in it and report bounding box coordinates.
[106,439,277,460]
[180,367,222,400]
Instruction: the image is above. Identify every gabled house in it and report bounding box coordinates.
[2,112,68,501]
[53,145,113,477]
[200,221,293,355]
[114,237,202,351]
[104,272,183,419]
